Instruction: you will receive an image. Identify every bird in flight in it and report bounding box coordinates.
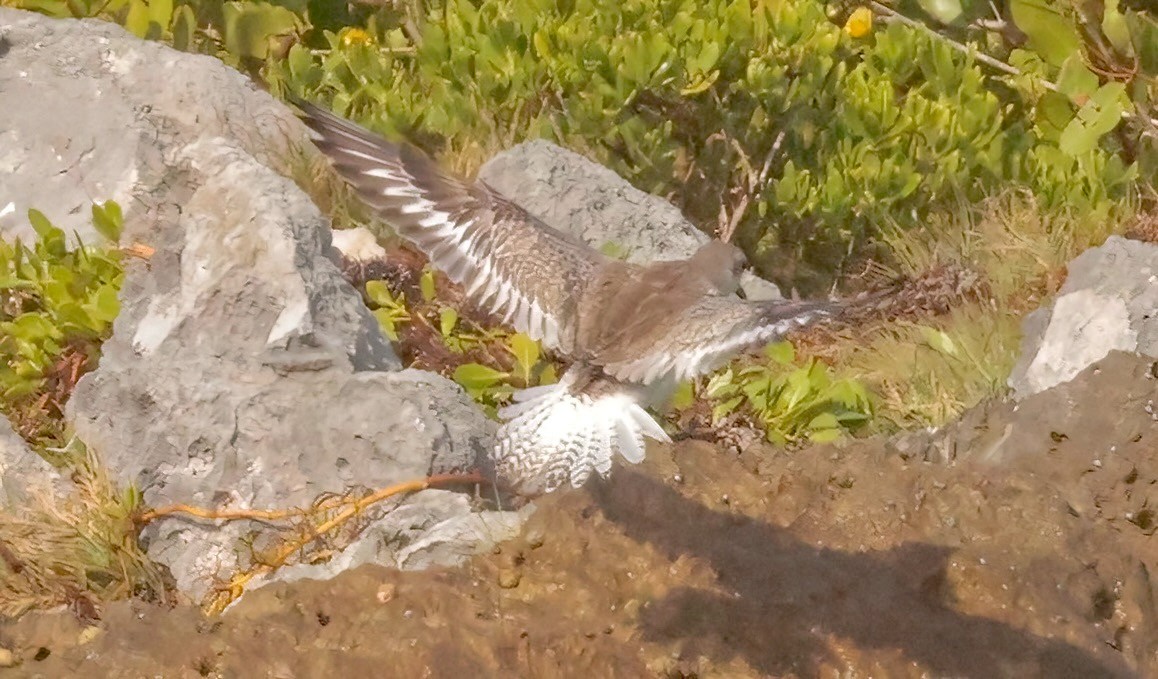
[296,99,849,495]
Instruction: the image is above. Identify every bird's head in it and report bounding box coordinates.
[692,240,750,297]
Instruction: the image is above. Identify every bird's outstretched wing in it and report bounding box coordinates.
[598,296,838,384]
[295,99,608,353]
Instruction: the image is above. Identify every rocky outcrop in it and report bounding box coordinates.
[479,139,782,300]
[1,9,522,602]
[0,7,303,246]
[1009,236,1158,398]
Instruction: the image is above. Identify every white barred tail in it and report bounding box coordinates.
[495,371,671,495]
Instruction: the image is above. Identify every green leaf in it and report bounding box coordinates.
[123,0,150,38]
[808,427,843,443]
[916,0,963,25]
[7,313,59,341]
[92,285,121,324]
[171,4,197,51]
[807,412,840,431]
[1055,54,1098,103]
[764,341,795,365]
[1036,90,1076,139]
[1128,11,1158,73]
[55,302,96,333]
[835,410,871,424]
[667,380,695,410]
[3,379,41,401]
[148,0,173,35]
[1059,82,1128,156]
[452,363,508,390]
[507,332,540,383]
[711,395,743,424]
[91,201,124,244]
[705,368,737,398]
[222,1,301,60]
[439,307,458,338]
[765,428,788,445]
[1010,0,1081,67]
[1101,0,1133,56]
[372,308,399,340]
[27,209,65,256]
[780,368,813,411]
[420,268,436,302]
[0,278,35,291]
[364,280,396,307]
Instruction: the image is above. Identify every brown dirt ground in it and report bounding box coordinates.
[2,352,1155,678]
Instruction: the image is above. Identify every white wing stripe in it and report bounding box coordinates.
[608,312,829,384]
[332,147,397,166]
[361,166,406,181]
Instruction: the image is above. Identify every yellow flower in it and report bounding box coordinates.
[339,27,374,47]
[845,7,873,38]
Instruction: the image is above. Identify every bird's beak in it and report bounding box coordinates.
[736,286,748,300]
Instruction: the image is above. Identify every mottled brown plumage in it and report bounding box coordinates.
[297,100,839,494]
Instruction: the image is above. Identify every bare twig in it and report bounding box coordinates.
[138,503,322,525]
[717,131,785,243]
[120,243,155,260]
[200,471,486,614]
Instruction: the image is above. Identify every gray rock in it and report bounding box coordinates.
[0,8,305,245]
[67,137,500,599]
[479,139,781,300]
[1010,237,1158,398]
[0,10,521,600]
[0,419,60,509]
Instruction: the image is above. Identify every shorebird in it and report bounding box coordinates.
[296,100,848,495]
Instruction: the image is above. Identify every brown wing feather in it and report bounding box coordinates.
[296,99,607,353]
[577,259,718,362]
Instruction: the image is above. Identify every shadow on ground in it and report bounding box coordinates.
[3,353,1154,677]
[594,469,1131,678]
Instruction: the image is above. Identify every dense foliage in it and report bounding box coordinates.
[295,0,1149,289]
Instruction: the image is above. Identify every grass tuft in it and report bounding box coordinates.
[0,439,165,619]
[811,193,1136,430]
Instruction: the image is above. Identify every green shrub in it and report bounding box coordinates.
[1,205,124,442]
[268,0,1153,291]
[9,0,1154,291]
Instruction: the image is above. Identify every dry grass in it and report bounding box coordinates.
[809,193,1135,430]
[883,192,1119,306]
[832,305,1022,429]
[0,439,165,619]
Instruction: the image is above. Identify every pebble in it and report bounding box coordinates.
[0,648,15,667]
[524,529,545,550]
[497,569,521,589]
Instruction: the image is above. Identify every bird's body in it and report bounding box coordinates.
[297,100,840,494]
